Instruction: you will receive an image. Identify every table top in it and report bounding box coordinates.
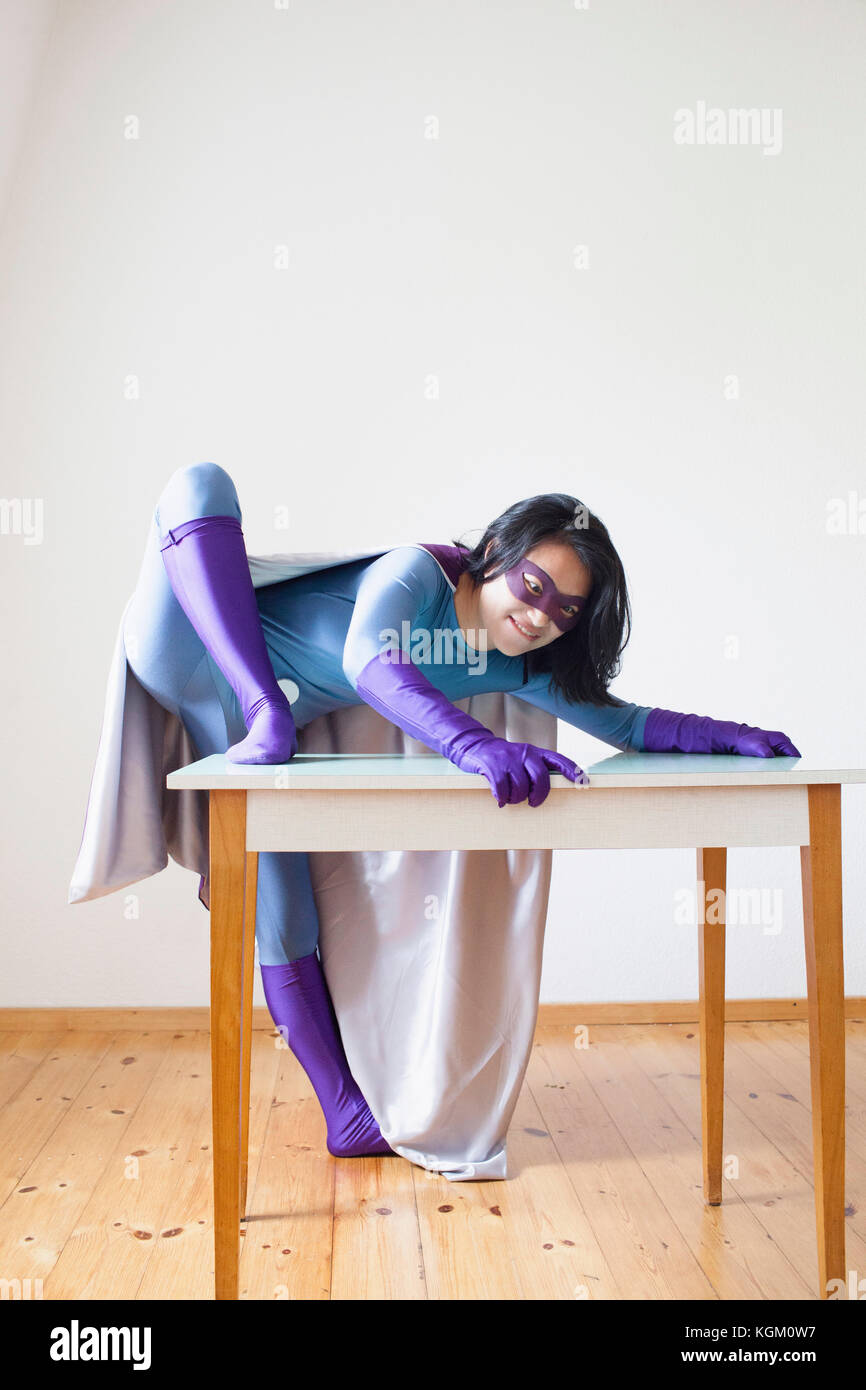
[166,752,866,790]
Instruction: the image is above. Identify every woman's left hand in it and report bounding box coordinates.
[643,707,802,758]
[730,724,801,757]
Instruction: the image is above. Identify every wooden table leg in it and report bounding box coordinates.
[697,847,727,1205]
[209,789,247,1301]
[801,783,846,1298]
[240,851,258,1220]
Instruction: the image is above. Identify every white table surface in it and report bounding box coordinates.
[167,751,866,790]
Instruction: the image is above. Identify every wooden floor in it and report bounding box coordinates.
[2,1019,865,1300]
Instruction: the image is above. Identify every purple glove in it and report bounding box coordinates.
[446,729,589,807]
[643,708,801,758]
[354,651,589,805]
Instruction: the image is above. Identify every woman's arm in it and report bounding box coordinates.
[641,707,800,756]
[511,670,654,752]
[341,545,498,756]
[342,547,581,803]
[513,672,801,758]
[342,546,442,687]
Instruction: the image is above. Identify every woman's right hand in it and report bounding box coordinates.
[451,734,589,807]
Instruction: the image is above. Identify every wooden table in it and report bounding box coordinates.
[165,751,863,1301]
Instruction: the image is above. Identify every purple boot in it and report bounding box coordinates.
[261,952,394,1159]
[159,514,298,764]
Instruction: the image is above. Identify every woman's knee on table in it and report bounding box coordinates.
[155,461,242,537]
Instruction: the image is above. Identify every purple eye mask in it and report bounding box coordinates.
[503,558,587,632]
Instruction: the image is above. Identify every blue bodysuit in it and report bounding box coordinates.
[257,542,651,745]
[125,465,653,965]
[255,544,651,961]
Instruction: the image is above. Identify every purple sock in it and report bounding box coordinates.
[260,952,394,1159]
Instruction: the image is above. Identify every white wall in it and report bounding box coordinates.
[1,0,864,1008]
[0,0,58,228]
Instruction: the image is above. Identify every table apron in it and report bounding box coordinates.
[242,783,811,852]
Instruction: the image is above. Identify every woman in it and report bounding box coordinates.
[120,461,801,1162]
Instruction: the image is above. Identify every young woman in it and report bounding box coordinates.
[122,461,800,1162]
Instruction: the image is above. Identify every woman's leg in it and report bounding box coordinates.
[123,464,323,959]
[123,462,392,1157]
[154,461,297,764]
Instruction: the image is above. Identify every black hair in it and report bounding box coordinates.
[452,493,632,707]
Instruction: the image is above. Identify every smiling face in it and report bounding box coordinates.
[456,538,593,656]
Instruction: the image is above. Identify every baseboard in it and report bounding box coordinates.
[538,998,866,1024]
[1,999,864,1030]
